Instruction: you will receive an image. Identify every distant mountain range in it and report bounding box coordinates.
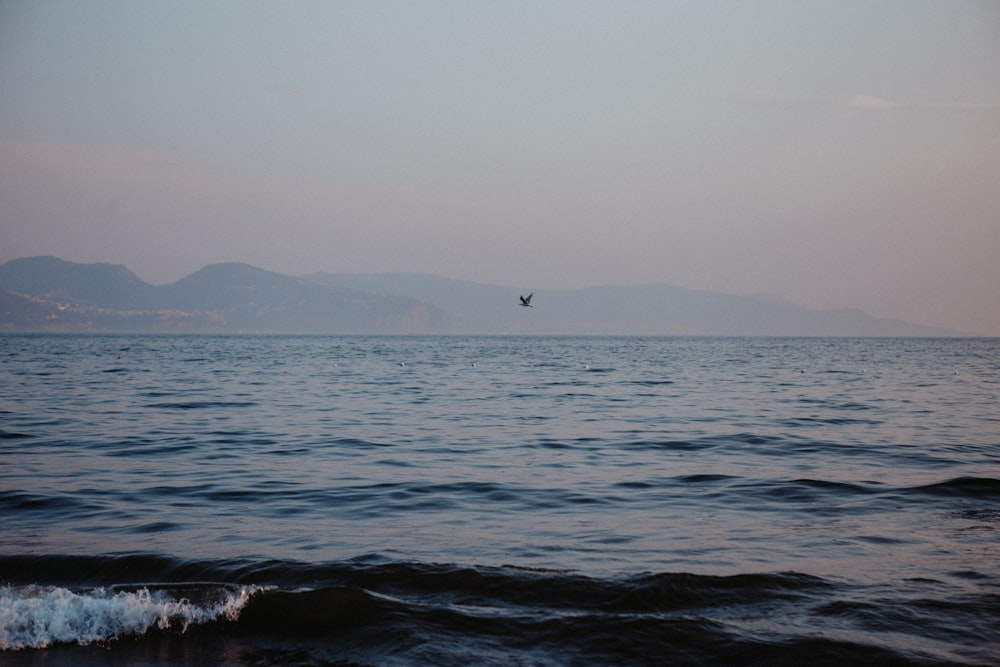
[0,256,964,336]
[0,257,446,333]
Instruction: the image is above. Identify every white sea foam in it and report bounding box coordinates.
[0,584,259,650]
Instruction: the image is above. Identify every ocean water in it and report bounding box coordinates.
[1,334,998,666]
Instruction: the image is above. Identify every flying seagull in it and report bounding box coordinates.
[519,293,534,307]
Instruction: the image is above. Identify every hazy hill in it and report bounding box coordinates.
[155,263,449,332]
[0,256,964,335]
[0,255,154,309]
[306,272,963,337]
[0,257,449,333]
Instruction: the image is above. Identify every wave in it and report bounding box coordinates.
[144,400,258,410]
[2,555,995,665]
[914,476,1000,498]
[5,473,998,534]
[0,582,261,651]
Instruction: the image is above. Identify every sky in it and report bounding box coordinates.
[1,1,999,335]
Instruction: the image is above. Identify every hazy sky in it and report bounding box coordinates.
[2,1,998,334]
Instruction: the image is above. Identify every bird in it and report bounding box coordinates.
[519,293,534,307]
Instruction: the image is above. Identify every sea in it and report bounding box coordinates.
[1,334,998,666]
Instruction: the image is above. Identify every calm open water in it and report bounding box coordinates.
[1,334,998,665]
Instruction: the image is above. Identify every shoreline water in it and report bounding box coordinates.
[3,335,997,664]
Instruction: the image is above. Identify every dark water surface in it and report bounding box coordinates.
[2,334,998,665]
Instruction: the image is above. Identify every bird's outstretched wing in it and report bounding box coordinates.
[520,293,533,306]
